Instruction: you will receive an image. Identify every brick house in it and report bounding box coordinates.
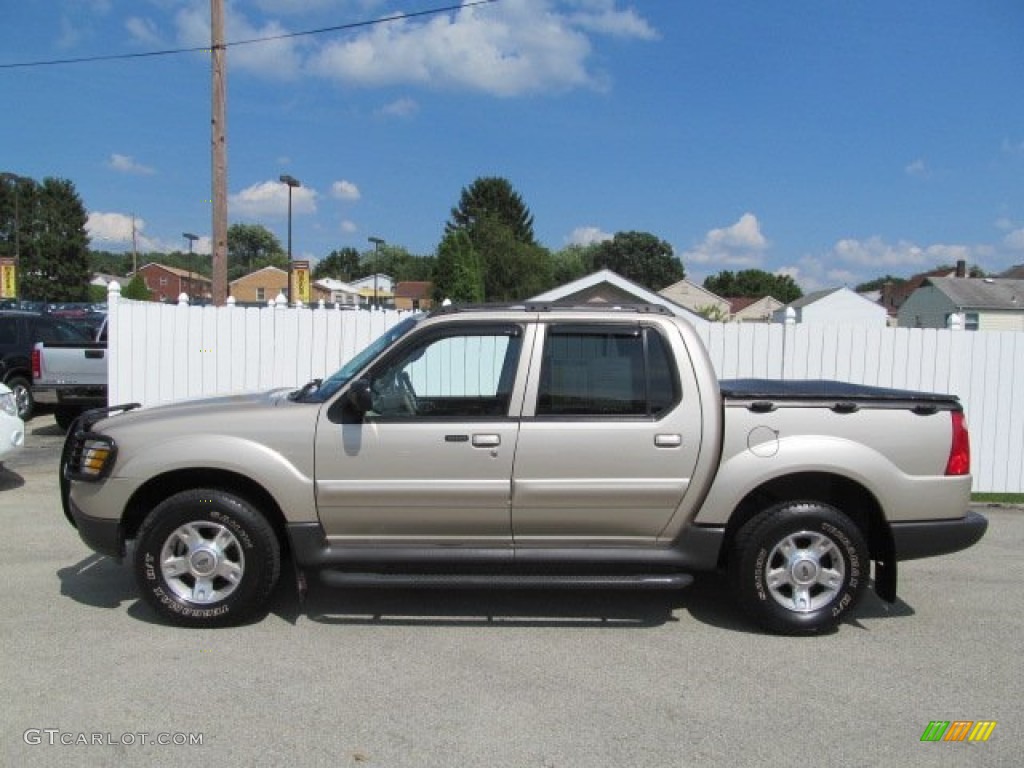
[137,262,212,303]
[394,281,434,311]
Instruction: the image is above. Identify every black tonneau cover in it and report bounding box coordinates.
[721,379,960,408]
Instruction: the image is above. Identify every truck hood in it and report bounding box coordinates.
[94,389,297,433]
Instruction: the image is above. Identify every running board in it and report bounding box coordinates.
[319,571,693,590]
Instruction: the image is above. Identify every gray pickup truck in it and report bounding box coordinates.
[61,304,986,633]
[33,316,107,429]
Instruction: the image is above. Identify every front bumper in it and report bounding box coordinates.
[66,496,124,561]
[891,510,988,561]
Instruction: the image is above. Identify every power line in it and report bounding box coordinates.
[0,0,500,70]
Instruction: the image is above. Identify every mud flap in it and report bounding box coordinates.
[874,558,898,603]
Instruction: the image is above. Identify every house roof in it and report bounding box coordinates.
[728,296,765,313]
[786,287,843,308]
[927,277,1024,310]
[138,262,212,283]
[529,269,706,322]
[998,264,1024,279]
[315,277,359,294]
[395,281,433,300]
[228,266,286,286]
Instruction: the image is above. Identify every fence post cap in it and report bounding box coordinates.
[177,293,190,306]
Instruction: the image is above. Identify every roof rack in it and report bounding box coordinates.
[429,302,674,317]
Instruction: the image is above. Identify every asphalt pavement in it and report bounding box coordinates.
[1,413,1019,767]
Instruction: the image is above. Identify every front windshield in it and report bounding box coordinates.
[310,315,421,401]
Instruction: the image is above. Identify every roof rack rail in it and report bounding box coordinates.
[429,302,674,317]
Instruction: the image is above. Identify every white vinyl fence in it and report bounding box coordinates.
[106,292,1024,493]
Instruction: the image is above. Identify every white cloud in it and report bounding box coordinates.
[567,226,612,246]
[175,3,302,80]
[379,97,419,118]
[125,16,161,46]
[340,220,357,234]
[568,1,659,40]
[308,0,654,96]
[682,213,768,266]
[1005,229,1024,251]
[108,153,156,175]
[230,180,318,218]
[1002,138,1024,157]
[331,180,361,201]
[86,211,211,255]
[905,158,929,178]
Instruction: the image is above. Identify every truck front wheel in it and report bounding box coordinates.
[730,502,868,634]
[133,489,280,627]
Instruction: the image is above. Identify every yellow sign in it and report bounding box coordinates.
[0,258,15,299]
[292,260,310,304]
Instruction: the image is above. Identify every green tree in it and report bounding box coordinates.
[433,229,484,303]
[550,244,594,285]
[854,274,907,293]
[16,177,92,301]
[120,273,152,301]
[587,231,684,291]
[703,269,802,304]
[446,177,536,246]
[227,223,285,280]
[472,215,553,301]
[314,247,361,281]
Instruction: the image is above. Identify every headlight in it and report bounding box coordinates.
[65,433,118,481]
[0,391,16,418]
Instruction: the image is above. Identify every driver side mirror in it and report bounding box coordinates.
[347,378,374,415]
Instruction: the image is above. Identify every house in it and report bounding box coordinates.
[659,279,730,319]
[136,262,212,303]
[727,296,783,323]
[773,287,888,326]
[898,277,1024,330]
[394,281,434,311]
[529,269,705,322]
[350,274,394,307]
[314,277,361,307]
[229,266,288,304]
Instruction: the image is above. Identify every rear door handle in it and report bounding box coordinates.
[472,434,501,448]
[655,434,682,448]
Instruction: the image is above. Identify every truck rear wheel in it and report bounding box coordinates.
[730,502,868,634]
[133,489,280,627]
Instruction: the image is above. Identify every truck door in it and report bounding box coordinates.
[314,322,529,547]
[512,322,703,545]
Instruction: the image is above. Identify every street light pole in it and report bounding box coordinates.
[183,232,199,301]
[280,174,300,305]
[368,236,385,308]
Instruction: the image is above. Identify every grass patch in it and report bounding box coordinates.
[971,493,1024,504]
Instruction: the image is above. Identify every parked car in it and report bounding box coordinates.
[0,310,91,420]
[32,316,107,430]
[61,304,986,633]
[0,382,25,465]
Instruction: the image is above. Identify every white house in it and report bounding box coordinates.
[773,287,888,326]
[898,277,1024,330]
[529,269,706,323]
[658,279,730,319]
[350,274,394,306]
[314,277,361,307]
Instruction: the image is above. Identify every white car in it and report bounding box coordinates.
[0,383,25,464]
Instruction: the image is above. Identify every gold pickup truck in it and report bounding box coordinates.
[61,304,986,633]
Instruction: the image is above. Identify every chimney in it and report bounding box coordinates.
[956,260,966,278]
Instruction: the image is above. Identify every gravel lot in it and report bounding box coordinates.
[1,413,1019,767]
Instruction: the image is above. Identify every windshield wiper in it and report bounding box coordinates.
[288,378,322,401]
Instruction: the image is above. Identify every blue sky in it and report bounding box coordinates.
[2,0,1023,290]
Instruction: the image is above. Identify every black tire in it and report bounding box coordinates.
[7,376,33,421]
[729,502,868,635]
[133,489,281,628]
[55,407,83,431]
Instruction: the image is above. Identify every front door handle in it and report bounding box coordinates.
[655,434,682,448]
[472,434,501,448]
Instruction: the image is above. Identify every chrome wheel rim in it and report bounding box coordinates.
[159,521,245,604]
[764,530,845,613]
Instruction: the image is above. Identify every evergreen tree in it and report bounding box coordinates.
[19,177,92,301]
[446,177,536,245]
[434,229,484,303]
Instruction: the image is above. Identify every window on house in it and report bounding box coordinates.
[159,277,168,287]
[965,313,979,331]
[536,324,679,418]
[256,287,265,302]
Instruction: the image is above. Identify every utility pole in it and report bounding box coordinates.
[131,213,138,275]
[211,0,228,305]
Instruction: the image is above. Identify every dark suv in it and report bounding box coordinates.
[0,311,89,419]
